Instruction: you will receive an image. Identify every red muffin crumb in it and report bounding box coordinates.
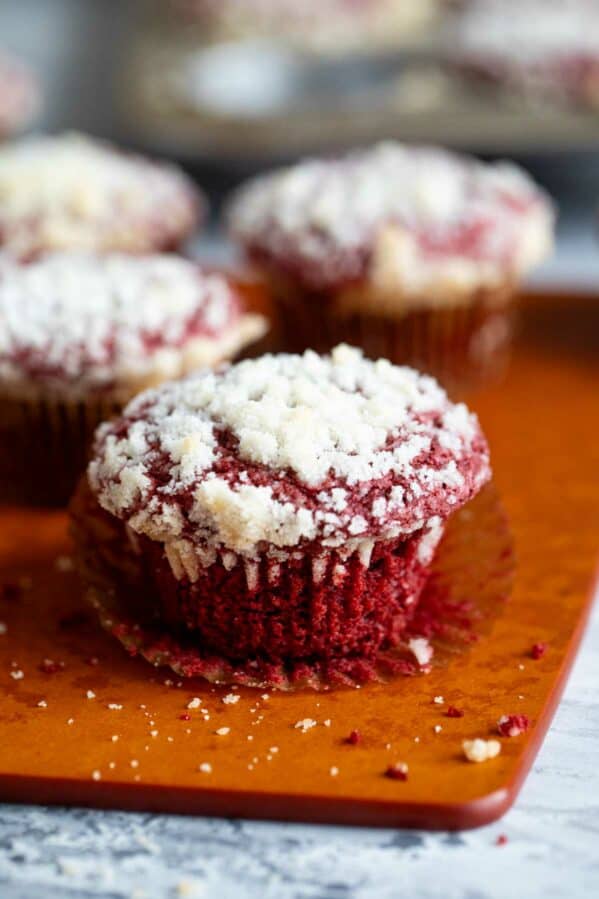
[446,705,464,718]
[228,141,552,390]
[345,729,362,745]
[530,642,547,660]
[497,714,530,737]
[385,762,409,781]
[496,834,508,846]
[38,659,65,674]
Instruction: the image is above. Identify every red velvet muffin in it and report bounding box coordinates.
[76,344,491,686]
[0,52,40,139]
[0,252,267,504]
[447,0,599,110]
[0,132,203,259]
[228,141,554,389]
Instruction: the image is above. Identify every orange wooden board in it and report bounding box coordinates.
[0,293,598,830]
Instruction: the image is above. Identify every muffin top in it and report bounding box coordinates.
[229,142,554,299]
[0,133,202,258]
[0,253,265,395]
[450,0,599,66]
[0,52,39,137]
[89,344,490,559]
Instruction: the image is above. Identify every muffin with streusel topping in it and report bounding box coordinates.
[228,141,554,389]
[0,252,267,504]
[72,344,491,688]
[0,132,202,259]
[447,0,599,111]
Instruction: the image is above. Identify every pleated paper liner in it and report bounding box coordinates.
[0,392,122,507]
[71,480,514,691]
[269,278,515,394]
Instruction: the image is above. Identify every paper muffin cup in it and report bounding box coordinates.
[266,274,515,393]
[139,528,440,663]
[70,478,514,690]
[69,478,446,686]
[0,390,122,506]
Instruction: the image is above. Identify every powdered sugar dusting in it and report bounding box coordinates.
[89,345,490,558]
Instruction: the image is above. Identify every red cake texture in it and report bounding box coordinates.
[497,714,530,738]
[85,345,491,675]
[385,762,409,781]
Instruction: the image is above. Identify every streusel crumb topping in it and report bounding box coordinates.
[89,345,490,556]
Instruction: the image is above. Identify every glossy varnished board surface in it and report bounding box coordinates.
[0,294,597,829]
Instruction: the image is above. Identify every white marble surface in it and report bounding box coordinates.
[0,592,597,899]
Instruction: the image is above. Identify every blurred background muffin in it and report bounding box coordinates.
[446,0,599,111]
[1,0,599,401]
[0,252,267,504]
[228,141,554,388]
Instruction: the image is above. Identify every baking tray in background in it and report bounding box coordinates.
[121,36,599,164]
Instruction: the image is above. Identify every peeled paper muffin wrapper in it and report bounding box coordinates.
[70,479,514,691]
[0,391,122,506]
[271,279,516,393]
